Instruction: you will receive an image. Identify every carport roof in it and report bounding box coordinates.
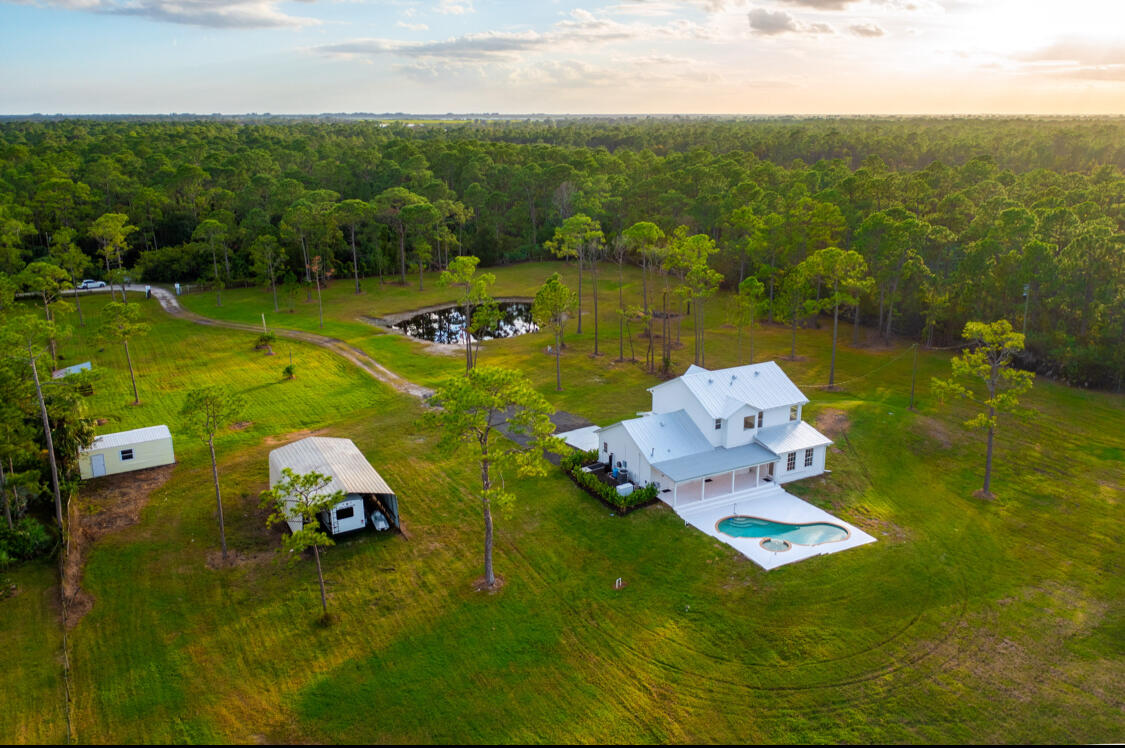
[269,437,394,496]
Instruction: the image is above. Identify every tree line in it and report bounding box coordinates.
[0,117,1122,387]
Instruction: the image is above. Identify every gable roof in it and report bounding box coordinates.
[598,410,713,464]
[269,437,394,496]
[650,361,808,416]
[84,424,171,451]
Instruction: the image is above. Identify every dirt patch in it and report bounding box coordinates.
[815,408,851,440]
[229,421,254,432]
[473,574,506,593]
[61,465,174,628]
[205,548,275,570]
[262,427,330,446]
[911,415,954,449]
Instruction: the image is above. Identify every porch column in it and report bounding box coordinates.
[673,482,678,507]
[728,470,735,495]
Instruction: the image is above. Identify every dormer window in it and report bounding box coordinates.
[757,411,764,428]
[789,405,798,422]
[714,418,722,431]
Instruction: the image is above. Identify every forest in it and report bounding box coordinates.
[1,116,1122,393]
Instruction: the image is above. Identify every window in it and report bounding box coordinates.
[743,415,754,430]
[714,418,722,431]
[603,442,608,453]
[786,452,796,471]
[120,449,134,461]
[336,506,355,521]
[804,448,814,467]
[757,412,764,428]
[789,405,799,421]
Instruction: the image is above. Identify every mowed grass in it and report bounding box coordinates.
[3,266,1123,743]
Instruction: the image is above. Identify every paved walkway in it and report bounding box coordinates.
[114,285,433,400]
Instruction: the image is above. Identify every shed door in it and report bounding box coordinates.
[91,454,106,477]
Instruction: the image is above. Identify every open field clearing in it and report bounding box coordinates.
[3,268,1123,743]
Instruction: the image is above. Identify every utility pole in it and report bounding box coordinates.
[1022,283,1030,339]
[909,343,919,412]
[29,342,64,529]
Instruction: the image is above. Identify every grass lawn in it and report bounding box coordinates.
[3,265,1123,743]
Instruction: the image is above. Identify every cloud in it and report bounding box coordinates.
[435,0,473,15]
[747,8,798,34]
[397,21,429,31]
[11,0,320,28]
[314,8,717,61]
[608,0,745,14]
[1016,39,1125,67]
[849,22,885,37]
[748,8,833,35]
[1012,39,1125,83]
[777,0,855,8]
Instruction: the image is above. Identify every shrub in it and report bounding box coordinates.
[282,364,296,380]
[0,517,54,562]
[255,332,276,352]
[560,450,658,513]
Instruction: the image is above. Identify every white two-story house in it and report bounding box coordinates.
[595,362,832,509]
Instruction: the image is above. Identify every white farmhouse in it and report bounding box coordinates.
[596,362,833,509]
[78,425,175,479]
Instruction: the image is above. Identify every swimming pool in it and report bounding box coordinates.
[716,515,849,547]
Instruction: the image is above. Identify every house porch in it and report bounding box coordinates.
[663,462,777,508]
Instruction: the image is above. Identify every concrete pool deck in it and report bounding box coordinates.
[675,486,877,570]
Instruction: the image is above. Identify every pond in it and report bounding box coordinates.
[392,302,538,344]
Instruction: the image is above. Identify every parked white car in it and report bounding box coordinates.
[78,279,107,289]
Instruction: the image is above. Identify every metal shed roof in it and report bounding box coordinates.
[84,424,172,452]
[269,437,394,496]
[754,421,833,455]
[52,361,91,379]
[653,441,777,482]
[651,361,808,416]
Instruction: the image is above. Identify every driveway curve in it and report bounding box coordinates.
[118,284,433,400]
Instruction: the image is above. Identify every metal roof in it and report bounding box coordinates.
[556,426,600,452]
[754,421,833,455]
[653,441,777,482]
[52,361,91,379]
[84,424,172,451]
[600,410,714,464]
[269,437,394,496]
[650,361,808,416]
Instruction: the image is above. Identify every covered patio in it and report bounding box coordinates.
[652,442,778,508]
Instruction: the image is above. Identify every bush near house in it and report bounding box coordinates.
[560,449,658,513]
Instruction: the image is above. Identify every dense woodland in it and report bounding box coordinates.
[1,116,1123,395]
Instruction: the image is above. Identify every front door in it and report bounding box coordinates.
[91,453,106,477]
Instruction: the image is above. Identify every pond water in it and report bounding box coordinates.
[393,302,538,344]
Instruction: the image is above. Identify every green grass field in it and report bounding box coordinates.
[2,265,1123,744]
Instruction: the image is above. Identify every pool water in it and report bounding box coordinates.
[716,516,848,545]
[393,302,537,344]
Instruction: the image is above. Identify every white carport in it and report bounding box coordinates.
[268,437,398,536]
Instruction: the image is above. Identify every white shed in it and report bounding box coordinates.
[268,437,399,536]
[79,425,175,479]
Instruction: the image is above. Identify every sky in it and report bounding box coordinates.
[1,0,1123,115]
